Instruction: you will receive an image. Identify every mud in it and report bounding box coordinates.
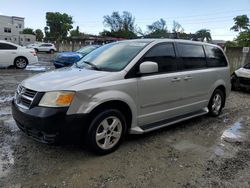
[0,56,250,187]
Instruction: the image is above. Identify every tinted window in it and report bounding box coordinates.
[0,43,17,50]
[141,43,177,73]
[205,45,227,67]
[178,43,206,70]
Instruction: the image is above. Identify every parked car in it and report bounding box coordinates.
[32,43,57,54]
[231,63,250,90]
[53,45,100,68]
[12,39,231,154]
[0,40,38,69]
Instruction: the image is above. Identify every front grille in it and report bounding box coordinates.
[15,85,37,109]
[239,77,250,85]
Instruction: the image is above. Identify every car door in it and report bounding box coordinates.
[38,44,47,51]
[136,43,183,126]
[0,42,18,66]
[176,43,211,113]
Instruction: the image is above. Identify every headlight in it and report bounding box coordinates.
[39,91,75,107]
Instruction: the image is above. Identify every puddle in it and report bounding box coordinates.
[212,118,249,159]
[221,121,244,143]
[25,65,47,71]
[0,144,14,178]
[0,95,13,103]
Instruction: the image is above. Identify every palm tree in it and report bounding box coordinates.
[195,29,212,42]
[230,15,250,32]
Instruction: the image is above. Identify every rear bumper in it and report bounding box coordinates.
[11,101,88,144]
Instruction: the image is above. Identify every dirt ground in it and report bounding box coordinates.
[0,54,250,188]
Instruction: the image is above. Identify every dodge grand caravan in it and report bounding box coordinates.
[12,39,231,154]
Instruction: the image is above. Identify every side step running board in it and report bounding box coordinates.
[130,108,208,134]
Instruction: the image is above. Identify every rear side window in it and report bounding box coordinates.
[0,43,17,50]
[177,43,206,70]
[141,43,177,73]
[205,45,227,67]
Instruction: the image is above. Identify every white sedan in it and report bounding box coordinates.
[0,40,38,69]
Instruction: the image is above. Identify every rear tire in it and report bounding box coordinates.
[50,49,55,54]
[34,48,38,53]
[208,89,225,117]
[14,57,28,69]
[86,109,127,155]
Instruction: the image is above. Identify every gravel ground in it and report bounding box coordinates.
[0,55,250,187]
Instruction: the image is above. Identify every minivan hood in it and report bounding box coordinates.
[22,67,110,91]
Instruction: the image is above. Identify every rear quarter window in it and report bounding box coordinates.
[205,45,227,67]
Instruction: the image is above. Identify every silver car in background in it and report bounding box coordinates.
[12,39,231,154]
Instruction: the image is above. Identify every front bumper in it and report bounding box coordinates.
[239,77,250,89]
[12,101,87,144]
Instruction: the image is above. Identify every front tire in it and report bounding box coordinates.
[208,89,225,117]
[14,57,28,69]
[231,74,240,90]
[50,49,55,54]
[87,109,127,155]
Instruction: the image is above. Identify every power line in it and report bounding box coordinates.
[77,9,250,24]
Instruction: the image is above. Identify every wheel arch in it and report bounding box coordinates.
[89,100,133,131]
[211,85,226,107]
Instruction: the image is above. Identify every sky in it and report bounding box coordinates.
[0,0,250,41]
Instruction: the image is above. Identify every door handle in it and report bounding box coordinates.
[184,76,192,80]
[171,77,181,82]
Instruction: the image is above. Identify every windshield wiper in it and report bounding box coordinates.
[79,61,100,70]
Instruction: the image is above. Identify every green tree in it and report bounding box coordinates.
[45,12,73,41]
[236,31,250,46]
[22,28,35,35]
[101,11,137,39]
[195,29,212,42]
[225,41,238,48]
[230,15,250,32]
[70,26,84,37]
[147,18,169,38]
[34,29,44,41]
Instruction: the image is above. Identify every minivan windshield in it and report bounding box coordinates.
[76,41,149,71]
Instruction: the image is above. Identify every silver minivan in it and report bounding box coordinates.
[12,39,231,154]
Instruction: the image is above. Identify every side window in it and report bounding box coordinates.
[177,43,206,70]
[0,43,17,50]
[205,45,227,67]
[141,43,177,73]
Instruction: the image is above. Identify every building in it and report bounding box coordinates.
[0,15,36,46]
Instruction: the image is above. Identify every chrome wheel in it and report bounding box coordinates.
[95,116,122,150]
[15,58,27,69]
[211,94,222,115]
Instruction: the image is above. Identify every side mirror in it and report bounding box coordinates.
[139,61,158,74]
